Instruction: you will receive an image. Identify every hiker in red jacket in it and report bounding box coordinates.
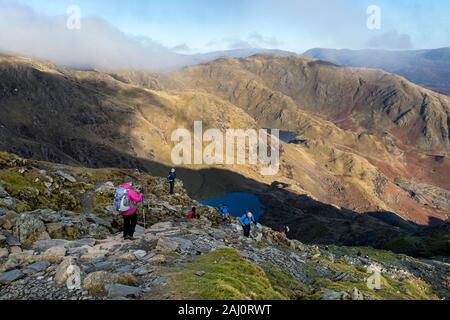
[118,183,143,240]
[187,207,198,220]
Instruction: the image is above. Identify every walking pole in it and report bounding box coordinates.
[142,199,146,230]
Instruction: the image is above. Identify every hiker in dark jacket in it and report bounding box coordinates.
[240,211,257,237]
[168,168,176,195]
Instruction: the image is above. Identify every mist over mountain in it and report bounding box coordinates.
[303,48,450,95]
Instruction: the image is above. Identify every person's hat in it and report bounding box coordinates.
[171,168,176,173]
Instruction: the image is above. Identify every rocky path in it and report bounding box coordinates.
[2,212,449,300]
[0,154,448,300]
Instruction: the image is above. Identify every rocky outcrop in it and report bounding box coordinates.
[0,152,448,300]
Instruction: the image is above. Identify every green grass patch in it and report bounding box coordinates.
[166,248,289,300]
[0,168,81,211]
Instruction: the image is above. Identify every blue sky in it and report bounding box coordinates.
[7,0,450,52]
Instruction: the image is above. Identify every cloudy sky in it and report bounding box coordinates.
[1,0,449,69]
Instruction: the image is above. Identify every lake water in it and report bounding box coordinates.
[199,192,265,220]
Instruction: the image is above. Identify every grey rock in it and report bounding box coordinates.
[0,185,9,198]
[116,265,133,273]
[0,269,24,284]
[4,233,20,246]
[0,247,9,258]
[55,257,78,286]
[321,290,350,301]
[67,238,97,248]
[81,264,96,274]
[32,239,69,252]
[55,170,77,183]
[15,213,47,243]
[106,284,141,298]
[85,214,112,228]
[0,197,16,210]
[210,230,226,240]
[173,237,194,252]
[161,202,178,212]
[36,209,61,223]
[133,266,154,276]
[67,247,89,257]
[92,260,114,272]
[149,221,173,231]
[95,182,115,193]
[0,233,6,244]
[152,276,168,286]
[156,237,179,253]
[0,211,18,230]
[134,225,145,238]
[195,271,206,277]
[133,250,147,259]
[23,260,50,275]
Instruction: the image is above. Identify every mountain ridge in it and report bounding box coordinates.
[0,54,448,242]
[303,48,450,95]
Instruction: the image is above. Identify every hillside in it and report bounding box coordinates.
[0,152,449,300]
[164,55,450,223]
[303,48,450,95]
[0,54,449,247]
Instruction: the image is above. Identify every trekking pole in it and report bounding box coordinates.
[142,199,146,230]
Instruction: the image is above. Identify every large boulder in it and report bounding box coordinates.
[156,237,179,253]
[55,256,79,286]
[14,213,47,245]
[40,246,67,263]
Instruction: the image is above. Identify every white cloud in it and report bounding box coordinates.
[247,32,283,47]
[0,3,190,71]
[207,32,283,50]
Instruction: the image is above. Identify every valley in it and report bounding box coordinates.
[0,54,449,252]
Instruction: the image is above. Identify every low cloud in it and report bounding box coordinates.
[171,43,193,53]
[207,32,283,50]
[247,32,283,48]
[0,3,190,71]
[365,31,414,50]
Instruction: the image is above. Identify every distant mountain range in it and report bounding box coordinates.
[303,48,450,95]
[187,48,297,63]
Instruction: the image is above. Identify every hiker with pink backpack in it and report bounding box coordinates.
[114,182,143,240]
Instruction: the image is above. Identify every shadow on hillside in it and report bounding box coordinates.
[0,65,447,256]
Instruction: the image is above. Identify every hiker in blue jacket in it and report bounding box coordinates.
[240,211,257,237]
[219,203,229,222]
